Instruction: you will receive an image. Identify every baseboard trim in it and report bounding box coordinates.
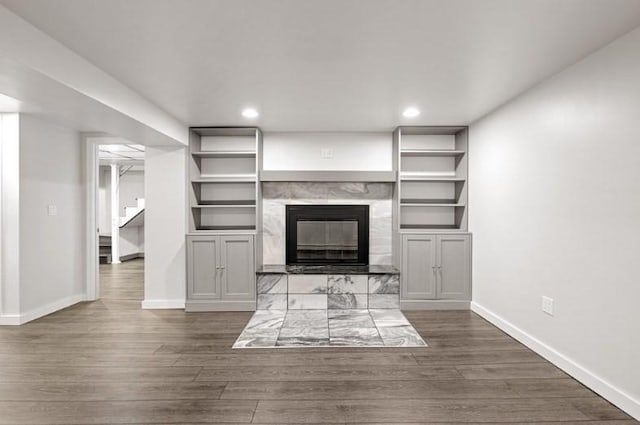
[401,299,470,310]
[185,300,256,312]
[470,301,640,421]
[0,314,21,325]
[141,299,185,309]
[0,293,86,326]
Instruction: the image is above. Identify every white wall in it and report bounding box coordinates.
[98,166,110,234]
[263,132,391,171]
[469,27,640,419]
[119,170,144,216]
[18,115,85,315]
[143,146,186,308]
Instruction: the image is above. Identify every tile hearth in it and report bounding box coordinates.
[233,309,427,348]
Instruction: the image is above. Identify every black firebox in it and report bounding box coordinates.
[285,205,369,266]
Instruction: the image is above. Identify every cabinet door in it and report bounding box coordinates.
[437,234,471,300]
[401,234,438,299]
[187,236,220,299]
[220,235,255,300]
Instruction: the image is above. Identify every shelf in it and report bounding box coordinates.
[399,174,465,182]
[196,225,256,231]
[400,224,460,230]
[189,127,261,234]
[192,151,256,158]
[401,198,457,204]
[192,204,256,209]
[192,175,257,183]
[401,149,465,157]
[260,170,396,182]
[401,203,465,207]
[197,200,256,206]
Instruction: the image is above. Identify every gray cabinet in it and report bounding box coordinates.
[402,234,438,299]
[401,233,471,302]
[219,235,255,300]
[437,234,471,300]
[187,236,220,299]
[186,234,255,311]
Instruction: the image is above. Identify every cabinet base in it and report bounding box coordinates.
[400,299,470,310]
[185,300,256,312]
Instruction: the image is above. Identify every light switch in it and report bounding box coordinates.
[47,205,57,216]
[541,296,554,316]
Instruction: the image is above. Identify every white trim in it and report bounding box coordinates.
[471,301,640,421]
[401,299,470,310]
[110,164,121,264]
[83,135,100,301]
[1,293,85,326]
[141,299,185,309]
[0,314,20,325]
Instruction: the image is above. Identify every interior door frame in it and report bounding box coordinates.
[83,135,101,301]
[84,134,140,300]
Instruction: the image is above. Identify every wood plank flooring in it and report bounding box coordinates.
[0,259,635,424]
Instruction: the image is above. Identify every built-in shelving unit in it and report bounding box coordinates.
[394,126,468,231]
[188,127,263,233]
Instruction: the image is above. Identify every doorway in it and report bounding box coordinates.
[95,143,145,301]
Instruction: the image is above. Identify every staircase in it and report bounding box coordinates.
[99,235,112,264]
[100,198,145,264]
[120,198,145,228]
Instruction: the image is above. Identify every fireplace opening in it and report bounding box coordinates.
[286,205,369,266]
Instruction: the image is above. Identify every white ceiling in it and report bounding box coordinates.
[99,144,145,164]
[3,0,640,131]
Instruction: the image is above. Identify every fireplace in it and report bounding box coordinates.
[286,205,369,266]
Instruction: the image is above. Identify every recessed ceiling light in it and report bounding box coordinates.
[242,108,259,118]
[403,107,420,118]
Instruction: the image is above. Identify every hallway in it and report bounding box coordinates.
[0,260,633,423]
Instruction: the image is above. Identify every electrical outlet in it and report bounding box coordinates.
[542,296,554,316]
[321,148,333,159]
[47,205,57,216]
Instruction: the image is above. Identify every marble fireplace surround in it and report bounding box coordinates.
[262,182,393,265]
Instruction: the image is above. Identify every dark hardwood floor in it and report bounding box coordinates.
[0,258,635,424]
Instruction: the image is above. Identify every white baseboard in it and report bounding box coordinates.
[401,299,470,310]
[0,314,21,325]
[141,299,185,309]
[470,301,640,421]
[0,293,86,326]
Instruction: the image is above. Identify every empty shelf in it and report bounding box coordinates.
[400,198,457,204]
[399,174,465,182]
[192,175,257,183]
[196,225,256,231]
[197,200,256,206]
[401,203,465,207]
[192,151,256,158]
[400,224,460,230]
[400,149,465,157]
[192,204,256,209]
